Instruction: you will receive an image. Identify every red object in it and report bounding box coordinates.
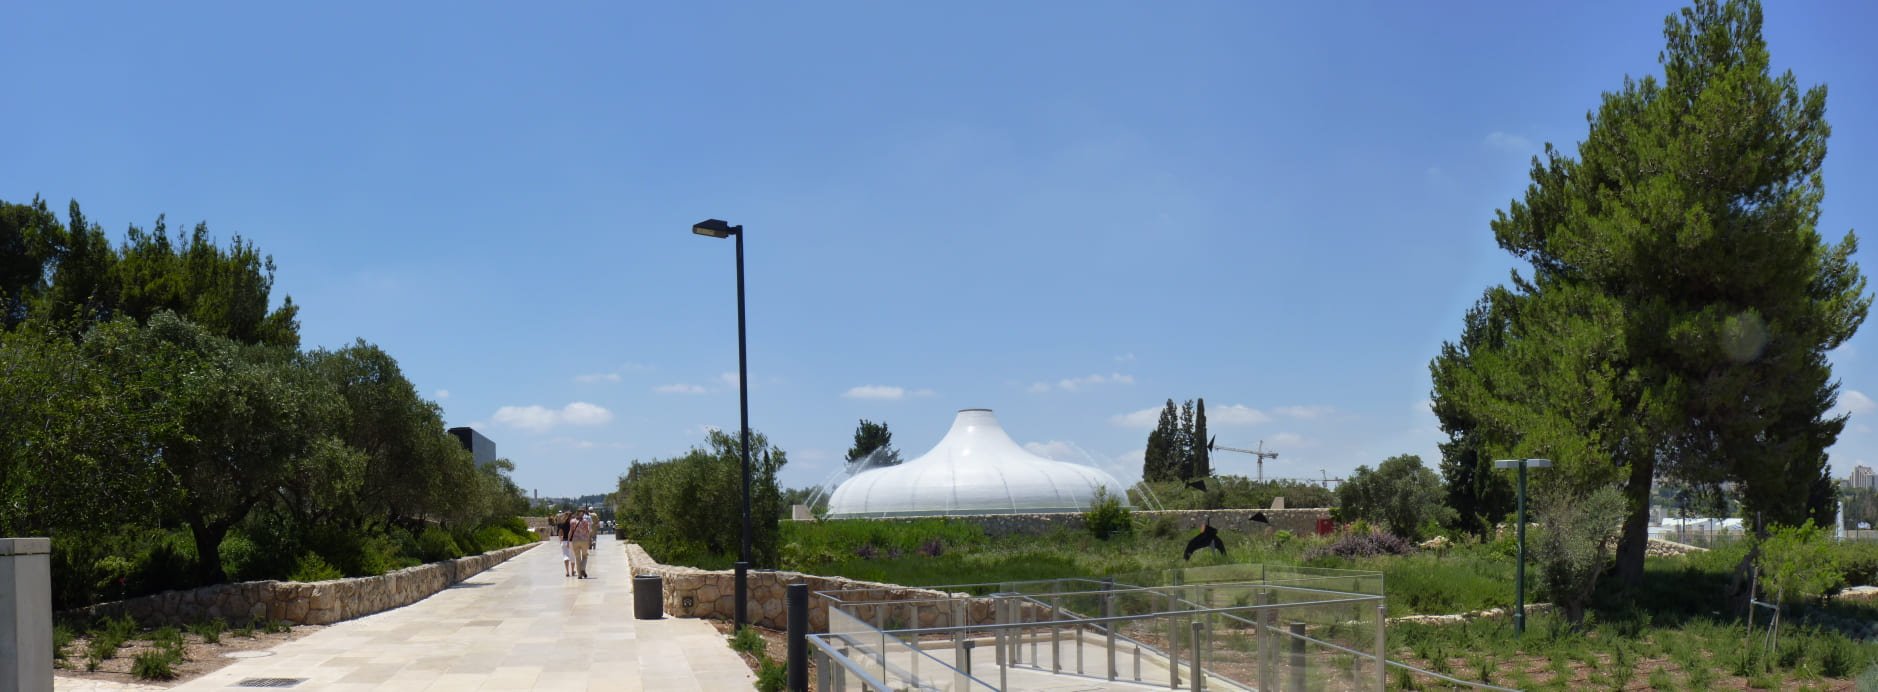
[1315,518,1335,535]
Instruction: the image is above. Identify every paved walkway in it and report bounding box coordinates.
[146,539,752,691]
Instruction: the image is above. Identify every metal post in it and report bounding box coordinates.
[995,600,1008,691]
[1515,461,1527,636]
[733,226,753,630]
[909,603,919,681]
[787,583,809,692]
[954,601,967,690]
[1289,622,1307,692]
[1052,597,1062,673]
[836,646,849,692]
[1168,590,1181,689]
[1259,590,1276,692]
[1374,603,1387,692]
[816,648,831,692]
[1105,578,1118,680]
[1134,642,1142,681]
[1190,621,1204,691]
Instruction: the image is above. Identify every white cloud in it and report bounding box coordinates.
[1034,373,1135,393]
[574,372,622,384]
[655,383,709,394]
[1110,407,1163,428]
[1274,405,1334,419]
[911,388,937,398]
[491,402,613,432]
[435,389,451,400]
[1485,131,1533,152]
[1269,432,1312,448]
[719,372,741,388]
[560,402,612,426]
[1209,404,1271,426]
[844,385,906,400]
[1839,390,1875,415]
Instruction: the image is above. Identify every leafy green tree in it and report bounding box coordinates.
[112,216,300,348]
[1335,455,1454,539]
[615,429,789,567]
[305,341,464,530]
[1435,0,1870,585]
[0,197,61,329]
[1430,294,1516,540]
[84,313,342,583]
[844,419,901,468]
[1175,400,1195,477]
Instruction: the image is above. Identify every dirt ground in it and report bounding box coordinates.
[711,621,815,690]
[54,625,322,688]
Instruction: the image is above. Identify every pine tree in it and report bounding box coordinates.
[1439,0,1870,584]
[1142,399,1179,482]
[1176,400,1195,479]
[1192,398,1210,479]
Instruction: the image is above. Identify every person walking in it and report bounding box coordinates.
[556,510,575,577]
[569,509,594,579]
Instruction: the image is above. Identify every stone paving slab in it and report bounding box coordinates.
[136,539,754,691]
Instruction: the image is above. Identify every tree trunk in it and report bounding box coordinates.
[1614,455,1654,588]
[190,522,230,585]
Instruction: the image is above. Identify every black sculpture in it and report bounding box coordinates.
[1183,521,1225,560]
[1184,479,1208,492]
[1250,512,1270,525]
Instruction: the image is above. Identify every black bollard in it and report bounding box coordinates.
[787,582,809,692]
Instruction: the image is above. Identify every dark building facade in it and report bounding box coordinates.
[447,426,497,466]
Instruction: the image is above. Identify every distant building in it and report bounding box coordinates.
[1853,465,1876,491]
[448,426,497,466]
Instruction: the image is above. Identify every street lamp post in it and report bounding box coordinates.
[1493,458,1551,635]
[694,218,753,629]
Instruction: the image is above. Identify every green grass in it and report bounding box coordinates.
[187,618,226,644]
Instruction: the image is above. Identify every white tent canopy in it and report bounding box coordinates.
[825,408,1131,518]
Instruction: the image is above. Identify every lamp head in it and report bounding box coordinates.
[692,219,740,238]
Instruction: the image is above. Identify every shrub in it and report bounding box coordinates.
[1532,485,1626,626]
[1083,486,1132,540]
[755,656,786,692]
[131,649,180,680]
[288,552,344,582]
[417,528,463,562]
[187,619,226,645]
[1303,531,1416,561]
[52,624,74,666]
[1756,520,1842,605]
[729,626,765,655]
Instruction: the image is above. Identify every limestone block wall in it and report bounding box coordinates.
[623,543,1043,634]
[63,543,536,627]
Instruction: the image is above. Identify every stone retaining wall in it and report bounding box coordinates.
[624,543,1040,634]
[63,543,537,627]
[825,508,1332,538]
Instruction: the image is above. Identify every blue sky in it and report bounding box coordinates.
[6,2,1875,499]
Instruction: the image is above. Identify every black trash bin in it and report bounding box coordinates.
[633,574,663,620]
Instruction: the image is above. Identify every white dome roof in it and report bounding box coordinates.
[825,409,1131,517]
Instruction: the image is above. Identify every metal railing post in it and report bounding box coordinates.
[1168,589,1181,689]
[1258,589,1275,692]
[1104,577,1118,680]
[1374,602,1387,692]
[995,599,1008,691]
[1051,596,1062,673]
[1289,621,1307,692]
[955,602,969,691]
[816,647,831,692]
[908,603,918,681]
[1134,641,1142,681]
[1190,621,1205,691]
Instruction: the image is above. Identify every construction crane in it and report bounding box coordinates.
[1207,436,1279,482]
